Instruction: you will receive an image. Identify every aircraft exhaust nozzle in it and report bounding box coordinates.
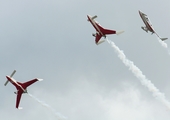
[116,31,124,35]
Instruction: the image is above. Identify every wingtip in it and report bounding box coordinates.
[37,78,43,81]
[116,31,124,35]
[17,107,23,110]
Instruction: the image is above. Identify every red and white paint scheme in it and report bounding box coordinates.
[139,10,168,41]
[4,70,42,109]
[87,15,124,45]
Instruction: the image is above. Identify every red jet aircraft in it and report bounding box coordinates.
[4,70,42,109]
[87,15,124,45]
[139,10,168,41]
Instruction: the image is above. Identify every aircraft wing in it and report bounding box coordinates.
[23,78,39,88]
[16,90,23,109]
[96,24,116,35]
[102,28,116,35]
[95,34,102,44]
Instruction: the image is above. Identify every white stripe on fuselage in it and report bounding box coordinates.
[89,16,104,36]
[7,76,17,84]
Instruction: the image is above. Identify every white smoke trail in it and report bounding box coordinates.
[28,93,67,120]
[156,36,170,55]
[157,37,168,48]
[156,36,170,56]
[107,39,170,109]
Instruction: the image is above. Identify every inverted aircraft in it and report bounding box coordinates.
[87,15,124,45]
[139,10,168,41]
[4,70,42,109]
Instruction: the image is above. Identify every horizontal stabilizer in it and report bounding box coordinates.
[116,31,124,35]
[91,15,97,20]
[160,38,168,41]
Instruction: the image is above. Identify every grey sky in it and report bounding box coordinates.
[1,0,170,120]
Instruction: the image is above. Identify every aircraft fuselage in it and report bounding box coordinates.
[87,15,104,37]
[6,76,26,93]
[139,11,154,33]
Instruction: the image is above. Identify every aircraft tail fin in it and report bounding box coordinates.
[116,31,124,35]
[160,38,168,41]
[4,70,16,86]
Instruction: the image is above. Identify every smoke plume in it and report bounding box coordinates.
[107,39,170,110]
[28,93,67,120]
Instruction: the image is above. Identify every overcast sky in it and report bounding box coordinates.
[1,0,170,120]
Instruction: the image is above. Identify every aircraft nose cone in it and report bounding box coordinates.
[87,15,90,21]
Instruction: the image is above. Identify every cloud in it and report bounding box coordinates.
[26,78,169,120]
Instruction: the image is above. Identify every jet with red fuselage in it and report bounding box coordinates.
[4,70,42,109]
[87,15,124,45]
[139,10,168,41]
